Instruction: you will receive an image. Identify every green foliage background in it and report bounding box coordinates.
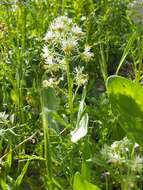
[1,0,143,190]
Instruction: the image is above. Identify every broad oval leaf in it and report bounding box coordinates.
[71,113,89,143]
[106,75,143,146]
[42,87,60,111]
[73,172,100,190]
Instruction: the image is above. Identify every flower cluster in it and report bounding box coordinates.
[74,67,88,86]
[42,16,94,88]
[42,78,59,88]
[42,16,84,65]
[128,0,143,24]
[82,45,94,62]
[100,137,143,173]
[42,16,93,67]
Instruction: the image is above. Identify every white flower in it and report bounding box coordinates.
[134,142,139,149]
[57,16,72,25]
[61,16,72,24]
[43,31,55,42]
[111,141,119,150]
[42,80,49,88]
[52,20,65,32]
[51,17,66,32]
[42,46,50,58]
[100,144,111,159]
[42,46,54,64]
[72,25,84,36]
[50,16,73,33]
[62,38,78,54]
[131,156,143,173]
[83,45,94,62]
[42,78,58,88]
[81,16,86,21]
[108,153,122,164]
[74,67,88,86]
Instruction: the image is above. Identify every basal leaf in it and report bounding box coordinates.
[106,75,143,146]
[73,172,100,190]
[42,87,60,111]
[14,161,30,188]
[71,113,89,143]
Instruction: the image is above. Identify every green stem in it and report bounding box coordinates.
[66,57,74,127]
[73,85,80,102]
[40,91,53,190]
[65,57,74,183]
[105,173,108,190]
[16,4,27,124]
[43,110,53,180]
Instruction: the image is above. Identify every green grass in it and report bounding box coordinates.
[0,0,143,190]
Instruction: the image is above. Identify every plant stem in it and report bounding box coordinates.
[66,57,74,127]
[40,90,53,190]
[17,4,27,124]
[65,57,75,183]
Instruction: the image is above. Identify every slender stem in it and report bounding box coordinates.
[16,4,27,124]
[66,57,74,126]
[43,110,53,179]
[55,85,67,96]
[105,173,108,190]
[40,90,53,190]
[73,85,80,102]
[65,57,74,183]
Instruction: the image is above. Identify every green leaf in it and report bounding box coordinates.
[81,161,91,181]
[5,146,12,170]
[73,172,100,190]
[41,87,60,128]
[11,90,19,106]
[116,32,137,75]
[14,161,30,188]
[92,156,109,169]
[77,87,87,123]
[71,88,88,143]
[71,113,89,143]
[42,87,60,111]
[0,178,8,190]
[106,75,143,145]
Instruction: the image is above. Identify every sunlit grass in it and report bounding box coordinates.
[0,0,143,190]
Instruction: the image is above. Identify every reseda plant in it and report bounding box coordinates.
[42,16,93,75]
[42,16,93,129]
[2,1,142,189]
[99,137,143,190]
[41,16,94,189]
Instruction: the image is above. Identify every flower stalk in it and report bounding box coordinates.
[65,57,74,127]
